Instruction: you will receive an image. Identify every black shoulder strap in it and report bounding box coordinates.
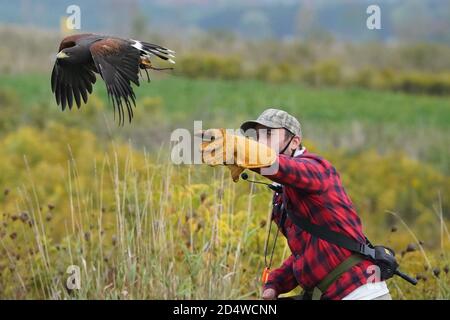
[281,194,420,286]
[285,207,376,259]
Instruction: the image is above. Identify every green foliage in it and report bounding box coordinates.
[325,149,450,224]
[303,60,342,87]
[177,54,243,80]
[392,72,450,95]
[175,53,450,96]
[255,62,302,83]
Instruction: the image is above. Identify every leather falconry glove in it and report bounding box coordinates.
[199,128,277,182]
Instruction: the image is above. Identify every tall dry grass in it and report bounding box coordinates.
[1,143,277,299]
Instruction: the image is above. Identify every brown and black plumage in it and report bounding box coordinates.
[51,33,175,124]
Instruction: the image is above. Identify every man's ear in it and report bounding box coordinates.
[291,136,301,150]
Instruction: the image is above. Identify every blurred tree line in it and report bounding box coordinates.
[174,35,450,95]
[3,24,450,96]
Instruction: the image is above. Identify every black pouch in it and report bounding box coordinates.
[373,246,399,280]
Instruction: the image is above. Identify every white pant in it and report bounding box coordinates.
[342,281,390,300]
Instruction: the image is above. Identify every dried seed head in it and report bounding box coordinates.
[444,265,449,274]
[200,193,207,203]
[416,273,428,281]
[260,220,267,228]
[390,226,397,233]
[406,243,417,253]
[4,189,10,196]
[20,212,29,222]
[11,215,18,222]
[112,235,117,246]
[46,214,52,222]
[9,232,17,240]
[432,267,440,277]
[84,232,90,242]
[48,204,55,210]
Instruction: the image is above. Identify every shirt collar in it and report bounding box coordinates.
[293,146,306,157]
[272,147,306,191]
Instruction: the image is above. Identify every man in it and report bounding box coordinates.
[200,108,391,300]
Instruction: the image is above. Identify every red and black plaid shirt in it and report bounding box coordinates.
[261,148,374,300]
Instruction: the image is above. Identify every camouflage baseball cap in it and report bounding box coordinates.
[240,108,302,137]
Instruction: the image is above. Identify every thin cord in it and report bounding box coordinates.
[264,206,286,268]
[264,216,277,268]
[279,135,295,155]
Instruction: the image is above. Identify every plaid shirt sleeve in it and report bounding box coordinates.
[264,155,331,193]
[263,254,298,294]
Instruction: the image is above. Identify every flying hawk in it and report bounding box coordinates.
[51,33,175,124]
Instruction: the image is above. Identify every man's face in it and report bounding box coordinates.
[253,124,289,154]
[252,124,302,155]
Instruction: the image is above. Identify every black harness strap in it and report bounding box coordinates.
[285,207,376,259]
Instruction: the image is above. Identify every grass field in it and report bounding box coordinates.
[1,73,448,173]
[0,74,448,299]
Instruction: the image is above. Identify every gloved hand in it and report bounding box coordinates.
[199,129,277,182]
[197,129,244,181]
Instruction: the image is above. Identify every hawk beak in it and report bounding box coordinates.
[56,51,69,59]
